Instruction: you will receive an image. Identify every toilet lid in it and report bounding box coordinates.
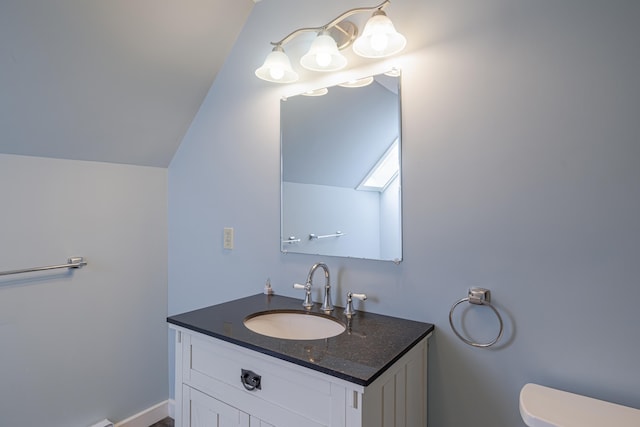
[520,383,640,427]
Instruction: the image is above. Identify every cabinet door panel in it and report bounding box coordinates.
[249,416,274,427]
[184,385,248,427]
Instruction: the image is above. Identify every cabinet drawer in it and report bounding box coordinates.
[184,333,335,426]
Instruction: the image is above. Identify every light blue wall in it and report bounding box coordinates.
[168,0,640,425]
[0,154,168,427]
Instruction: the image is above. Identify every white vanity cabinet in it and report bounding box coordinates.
[172,326,429,427]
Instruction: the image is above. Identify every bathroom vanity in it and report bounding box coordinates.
[168,294,434,427]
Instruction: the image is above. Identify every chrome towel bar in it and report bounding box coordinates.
[0,256,87,277]
[309,231,345,240]
[282,236,301,244]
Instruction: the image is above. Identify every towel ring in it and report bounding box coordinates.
[449,288,504,348]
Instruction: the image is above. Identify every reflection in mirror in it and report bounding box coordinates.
[281,71,402,262]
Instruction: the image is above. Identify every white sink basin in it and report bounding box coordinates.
[244,310,346,340]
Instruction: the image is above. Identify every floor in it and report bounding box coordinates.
[149,417,174,427]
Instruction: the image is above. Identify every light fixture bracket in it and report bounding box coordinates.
[328,21,358,50]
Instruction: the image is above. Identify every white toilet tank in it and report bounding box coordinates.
[520,383,640,427]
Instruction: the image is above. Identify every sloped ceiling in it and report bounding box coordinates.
[0,0,254,167]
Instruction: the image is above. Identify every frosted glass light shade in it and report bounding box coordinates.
[300,33,347,72]
[255,47,299,83]
[353,11,407,58]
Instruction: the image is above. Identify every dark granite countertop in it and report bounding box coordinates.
[167,294,434,386]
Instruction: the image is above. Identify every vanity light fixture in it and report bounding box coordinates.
[352,10,406,58]
[300,32,347,72]
[255,0,406,83]
[254,45,299,83]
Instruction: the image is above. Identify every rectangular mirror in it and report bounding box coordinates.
[281,71,402,262]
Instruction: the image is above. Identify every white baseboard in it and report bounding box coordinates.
[168,398,175,419]
[115,400,173,427]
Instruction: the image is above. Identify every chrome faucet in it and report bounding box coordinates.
[293,262,333,312]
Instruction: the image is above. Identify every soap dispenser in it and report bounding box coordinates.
[264,278,274,295]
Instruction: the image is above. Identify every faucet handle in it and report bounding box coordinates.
[293,283,313,309]
[344,291,367,317]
